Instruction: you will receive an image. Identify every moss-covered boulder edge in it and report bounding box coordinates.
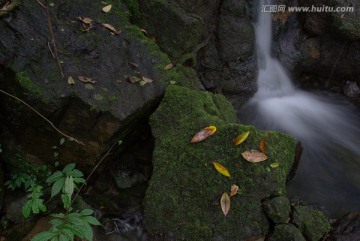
[144,85,330,241]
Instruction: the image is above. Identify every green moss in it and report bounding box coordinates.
[16,72,42,96]
[145,86,299,240]
[122,0,142,24]
[268,224,306,241]
[293,206,331,241]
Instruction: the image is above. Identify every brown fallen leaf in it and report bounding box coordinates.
[78,76,96,84]
[67,76,75,85]
[241,150,268,163]
[220,192,230,216]
[142,76,154,83]
[260,138,266,154]
[244,235,266,241]
[213,162,231,177]
[102,4,112,13]
[230,184,239,197]
[191,126,217,143]
[102,23,121,35]
[164,63,173,70]
[78,16,93,24]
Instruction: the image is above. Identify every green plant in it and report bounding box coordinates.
[30,163,100,241]
[5,162,101,241]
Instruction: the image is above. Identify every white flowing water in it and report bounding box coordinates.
[240,1,360,217]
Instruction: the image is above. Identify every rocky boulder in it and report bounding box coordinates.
[145,85,303,240]
[0,0,179,170]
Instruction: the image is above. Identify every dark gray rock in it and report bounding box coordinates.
[328,212,360,241]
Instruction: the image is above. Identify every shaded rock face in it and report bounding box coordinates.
[274,0,360,94]
[329,212,360,241]
[0,1,170,169]
[145,85,301,240]
[139,0,257,98]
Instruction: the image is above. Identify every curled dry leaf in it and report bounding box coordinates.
[191,126,217,143]
[244,235,266,241]
[230,184,239,197]
[233,131,250,145]
[212,162,231,177]
[78,76,96,84]
[220,192,230,216]
[164,63,173,70]
[241,150,268,163]
[270,162,280,168]
[102,4,112,13]
[140,28,148,35]
[67,76,75,85]
[102,23,121,35]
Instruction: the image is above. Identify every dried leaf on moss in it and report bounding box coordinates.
[191,126,217,143]
[241,150,268,163]
[220,192,230,216]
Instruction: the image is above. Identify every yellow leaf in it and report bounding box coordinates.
[102,4,112,13]
[241,150,268,163]
[230,184,239,197]
[164,63,173,70]
[67,76,75,85]
[233,131,250,145]
[213,162,231,177]
[220,192,230,216]
[270,162,280,168]
[190,126,217,143]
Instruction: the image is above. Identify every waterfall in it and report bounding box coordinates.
[240,1,360,217]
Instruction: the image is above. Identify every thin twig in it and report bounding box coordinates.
[0,89,84,145]
[71,142,118,205]
[35,0,64,78]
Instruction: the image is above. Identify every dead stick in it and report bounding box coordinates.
[0,89,84,145]
[71,142,118,205]
[35,0,64,78]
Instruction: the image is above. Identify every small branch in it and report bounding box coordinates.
[71,142,118,205]
[0,89,84,145]
[35,0,64,78]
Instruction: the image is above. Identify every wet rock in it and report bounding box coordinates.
[145,85,300,240]
[268,224,306,241]
[344,81,360,99]
[4,195,26,224]
[331,0,360,40]
[262,196,291,224]
[328,212,360,241]
[292,205,331,241]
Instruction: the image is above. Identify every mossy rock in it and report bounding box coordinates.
[268,224,306,241]
[145,85,299,240]
[331,0,360,40]
[262,196,291,224]
[293,205,331,241]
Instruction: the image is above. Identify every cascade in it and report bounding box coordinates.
[240,0,360,217]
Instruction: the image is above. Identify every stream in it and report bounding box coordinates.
[239,0,360,217]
